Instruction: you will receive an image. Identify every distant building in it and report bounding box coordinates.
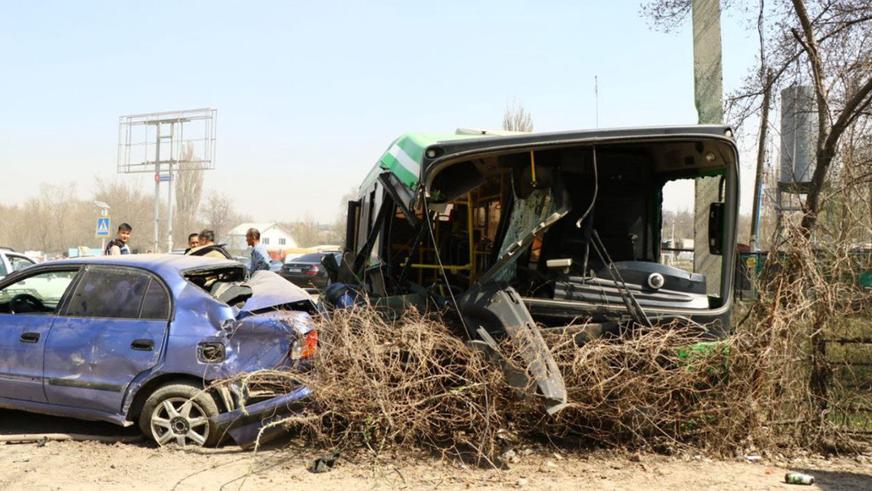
[226,223,298,254]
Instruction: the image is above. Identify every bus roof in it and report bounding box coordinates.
[359,132,484,193]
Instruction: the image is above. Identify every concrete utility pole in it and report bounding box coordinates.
[692,0,724,295]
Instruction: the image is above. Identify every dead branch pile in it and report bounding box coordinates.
[255,307,510,460]
[534,326,737,450]
[235,311,787,459]
[738,226,872,451]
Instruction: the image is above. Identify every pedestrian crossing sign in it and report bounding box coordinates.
[96,217,111,237]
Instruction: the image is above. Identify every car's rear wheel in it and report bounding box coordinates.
[138,383,220,447]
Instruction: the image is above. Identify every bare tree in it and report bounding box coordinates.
[327,188,359,246]
[287,215,322,248]
[641,0,694,32]
[200,191,240,243]
[93,178,157,252]
[0,203,23,250]
[21,192,52,253]
[502,101,534,132]
[643,0,872,238]
[174,164,205,245]
[788,0,872,234]
[642,0,743,32]
[14,184,91,254]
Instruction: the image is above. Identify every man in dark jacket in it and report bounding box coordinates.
[104,223,132,256]
[184,232,200,254]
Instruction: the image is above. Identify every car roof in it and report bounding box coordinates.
[4,251,31,258]
[47,253,241,279]
[291,252,330,260]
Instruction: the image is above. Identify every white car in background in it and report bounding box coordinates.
[0,248,37,279]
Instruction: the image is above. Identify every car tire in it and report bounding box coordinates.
[138,383,221,447]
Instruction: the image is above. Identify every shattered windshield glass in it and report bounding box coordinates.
[414,138,733,318]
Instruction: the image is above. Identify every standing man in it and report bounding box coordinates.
[246,228,271,273]
[184,232,200,253]
[104,223,133,256]
[198,229,216,247]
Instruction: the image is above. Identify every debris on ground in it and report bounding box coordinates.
[308,451,341,473]
[502,449,520,464]
[784,472,815,485]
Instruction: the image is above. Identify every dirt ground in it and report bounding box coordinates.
[2,409,871,490]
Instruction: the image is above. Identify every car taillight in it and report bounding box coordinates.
[301,330,318,358]
[290,330,318,360]
[304,265,320,276]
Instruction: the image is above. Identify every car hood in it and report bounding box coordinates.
[239,270,313,314]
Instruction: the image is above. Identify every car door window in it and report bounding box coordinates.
[0,270,78,314]
[9,255,35,272]
[139,278,171,320]
[65,268,152,319]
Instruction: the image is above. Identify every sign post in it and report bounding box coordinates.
[96,217,111,252]
[95,201,111,254]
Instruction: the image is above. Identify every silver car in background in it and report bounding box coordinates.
[0,247,36,279]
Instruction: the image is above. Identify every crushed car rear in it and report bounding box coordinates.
[131,264,320,447]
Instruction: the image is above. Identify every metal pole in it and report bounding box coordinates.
[167,163,174,253]
[166,122,175,253]
[594,75,599,128]
[154,124,161,253]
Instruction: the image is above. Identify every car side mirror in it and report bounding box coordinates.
[708,202,725,255]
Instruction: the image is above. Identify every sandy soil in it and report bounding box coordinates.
[1,408,871,490]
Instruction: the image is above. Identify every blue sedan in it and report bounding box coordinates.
[0,254,318,447]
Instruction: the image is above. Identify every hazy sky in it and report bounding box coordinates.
[0,1,761,223]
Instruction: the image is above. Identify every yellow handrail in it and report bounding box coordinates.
[530,151,537,187]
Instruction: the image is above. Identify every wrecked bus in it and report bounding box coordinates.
[328,126,738,412]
